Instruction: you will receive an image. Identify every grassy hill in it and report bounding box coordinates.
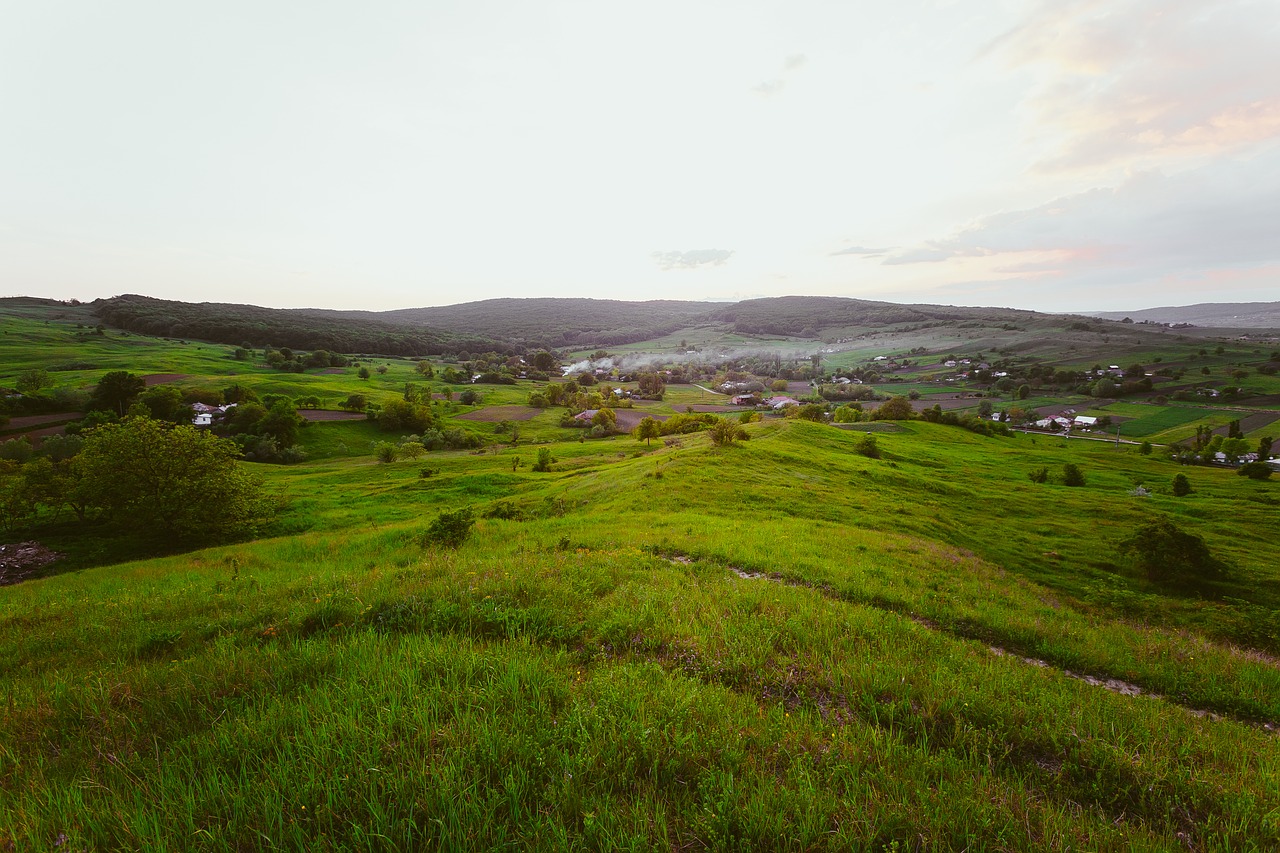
[3,298,1280,850]
[1090,301,1280,328]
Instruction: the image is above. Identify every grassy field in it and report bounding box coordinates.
[4,303,1280,850]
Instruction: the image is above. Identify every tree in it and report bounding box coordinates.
[1017,384,1031,400]
[532,448,553,472]
[591,407,617,431]
[341,394,368,412]
[138,385,190,424]
[634,417,662,445]
[1119,517,1227,585]
[358,367,371,380]
[73,418,271,540]
[416,360,435,378]
[1062,464,1086,487]
[530,351,558,372]
[459,389,481,406]
[1139,441,1152,456]
[771,379,789,392]
[1259,436,1274,460]
[90,371,146,416]
[1237,462,1272,480]
[709,418,745,447]
[1172,473,1192,496]
[1221,437,1250,463]
[16,369,53,395]
[871,396,914,421]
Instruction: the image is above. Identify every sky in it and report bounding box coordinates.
[2,0,1278,313]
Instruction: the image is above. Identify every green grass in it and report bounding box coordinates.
[6,304,1280,850]
[1117,406,1214,437]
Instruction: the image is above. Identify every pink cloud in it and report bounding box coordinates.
[988,0,1280,171]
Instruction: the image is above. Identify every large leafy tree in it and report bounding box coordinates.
[89,371,146,416]
[75,418,272,540]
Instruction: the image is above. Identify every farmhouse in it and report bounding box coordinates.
[766,396,800,410]
[731,394,758,406]
[1074,415,1098,427]
[573,409,598,423]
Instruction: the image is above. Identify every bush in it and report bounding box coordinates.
[854,434,880,458]
[1062,463,1086,487]
[708,418,747,447]
[1118,517,1228,585]
[1028,466,1048,484]
[1139,441,1152,456]
[1172,473,1192,496]
[422,507,474,549]
[375,442,399,463]
[532,448,553,472]
[1237,462,1273,480]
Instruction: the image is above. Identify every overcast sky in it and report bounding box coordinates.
[3,0,1278,312]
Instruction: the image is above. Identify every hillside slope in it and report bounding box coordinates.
[1089,301,1280,328]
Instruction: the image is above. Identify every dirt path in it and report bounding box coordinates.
[710,562,1277,732]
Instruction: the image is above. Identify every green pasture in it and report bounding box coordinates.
[5,419,1280,850]
[5,299,1280,850]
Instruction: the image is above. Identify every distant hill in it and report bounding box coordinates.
[1087,302,1280,328]
[307,297,720,350]
[67,292,1197,357]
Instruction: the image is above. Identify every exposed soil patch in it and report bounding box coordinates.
[142,373,191,385]
[3,412,82,430]
[298,409,367,422]
[1213,411,1279,436]
[0,541,63,586]
[610,409,668,431]
[6,425,70,448]
[688,405,740,413]
[456,405,543,423]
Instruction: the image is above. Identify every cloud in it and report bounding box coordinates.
[881,155,1280,294]
[987,0,1280,171]
[753,53,808,97]
[831,245,892,258]
[651,248,734,270]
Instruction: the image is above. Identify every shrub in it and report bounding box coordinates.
[532,448,553,472]
[709,418,747,447]
[1062,464,1086,487]
[1171,473,1192,496]
[1028,467,1048,484]
[422,507,475,549]
[855,434,880,459]
[1237,462,1273,480]
[1139,441,1152,456]
[375,442,399,464]
[1118,517,1227,585]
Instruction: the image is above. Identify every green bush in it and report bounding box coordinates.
[532,448,553,472]
[855,434,880,459]
[1237,462,1273,480]
[1119,517,1228,585]
[1028,466,1048,484]
[1172,473,1192,496]
[1062,463,1086,487]
[422,507,475,549]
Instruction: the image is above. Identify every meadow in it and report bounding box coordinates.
[3,300,1280,850]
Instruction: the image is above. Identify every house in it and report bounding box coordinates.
[943,360,957,367]
[873,355,888,361]
[1073,415,1098,427]
[731,394,757,406]
[573,409,599,422]
[766,396,800,410]
[192,412,213,427]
